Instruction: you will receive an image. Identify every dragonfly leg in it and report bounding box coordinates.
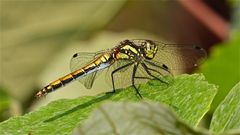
[106,62,134,95]
[141,63,168,84]
[134,76,151,80]
[147,68,163,76]
[144,60,172,75]
[132,62,143,99]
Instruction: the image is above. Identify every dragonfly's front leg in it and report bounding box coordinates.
[106,62,134,95]
[141,63,169,85]
[144,60,172,75]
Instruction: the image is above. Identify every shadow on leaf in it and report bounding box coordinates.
[43,92,115,122]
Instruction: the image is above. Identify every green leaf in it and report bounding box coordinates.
[210,81,240,133]
[0,74,217,135]
[73,101,211,135]
[200,32,240,111]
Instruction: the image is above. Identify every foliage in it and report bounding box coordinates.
[75,101,240,135]
[0,74,217,135]
[210,82,240,133]
[74,102,211,135]
[200,32,240,111]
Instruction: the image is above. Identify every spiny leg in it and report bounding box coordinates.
[132,62,143,99]
[141,63,168,84]
[106,62,134,94]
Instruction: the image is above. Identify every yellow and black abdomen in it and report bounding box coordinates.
[35,53,114,97]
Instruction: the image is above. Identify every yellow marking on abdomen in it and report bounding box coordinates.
[60,74,74,84]
[50,79,62,86]
[36,53,114,97]
[71,68,85,79]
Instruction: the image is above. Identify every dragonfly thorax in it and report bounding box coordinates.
[114,39,158,61]
[114,40,141,60]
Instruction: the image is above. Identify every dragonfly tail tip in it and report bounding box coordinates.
[35,89,47,98]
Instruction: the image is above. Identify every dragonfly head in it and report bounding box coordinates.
[141,40,158,60]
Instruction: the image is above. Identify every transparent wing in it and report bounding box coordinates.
[70,50,105,89]
[105,59,163,90]
[132,39,207,71]
[105,60,133,90]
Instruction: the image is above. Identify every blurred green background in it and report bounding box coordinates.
[0,0,239,128]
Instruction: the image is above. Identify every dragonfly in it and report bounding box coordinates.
[35,39,206,98]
